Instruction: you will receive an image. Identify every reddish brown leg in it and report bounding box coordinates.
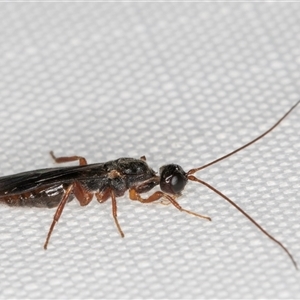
[73,182,94,206]
[110,190,124,238]
[44,181,94,249]
[95,189,110,203]
[129,189,164,203]
[129,188,211,221]
[50,151,87,166]
[95,189,124,237]
[44,184,74,249]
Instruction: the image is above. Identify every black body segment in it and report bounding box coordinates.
[0,158,158,206]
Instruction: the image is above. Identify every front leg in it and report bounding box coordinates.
[129,188,211,221]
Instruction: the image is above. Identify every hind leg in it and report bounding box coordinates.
[50,151,87,166]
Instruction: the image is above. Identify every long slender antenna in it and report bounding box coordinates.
[188,175,298,269]
[188,100,300,175]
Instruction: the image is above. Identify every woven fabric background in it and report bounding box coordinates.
[0,3,300,299]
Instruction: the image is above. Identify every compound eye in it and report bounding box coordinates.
[159,164,188,195]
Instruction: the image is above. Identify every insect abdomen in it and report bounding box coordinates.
[0,184,73,208]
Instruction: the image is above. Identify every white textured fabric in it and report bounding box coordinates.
[0,3,299,299]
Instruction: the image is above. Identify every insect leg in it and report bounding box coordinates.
[95,189,110,203]
[73,182,94,206]
[44,184,74,249]
[129,188,211,221]
[95,190,124,237]
[110,189,124,238]
[50,151,87,166]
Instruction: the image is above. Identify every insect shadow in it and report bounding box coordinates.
[0,101,299,269]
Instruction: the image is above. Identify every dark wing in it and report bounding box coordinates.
[0,163,106,196]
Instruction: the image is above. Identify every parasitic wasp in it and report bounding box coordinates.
[0,101,299,268]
